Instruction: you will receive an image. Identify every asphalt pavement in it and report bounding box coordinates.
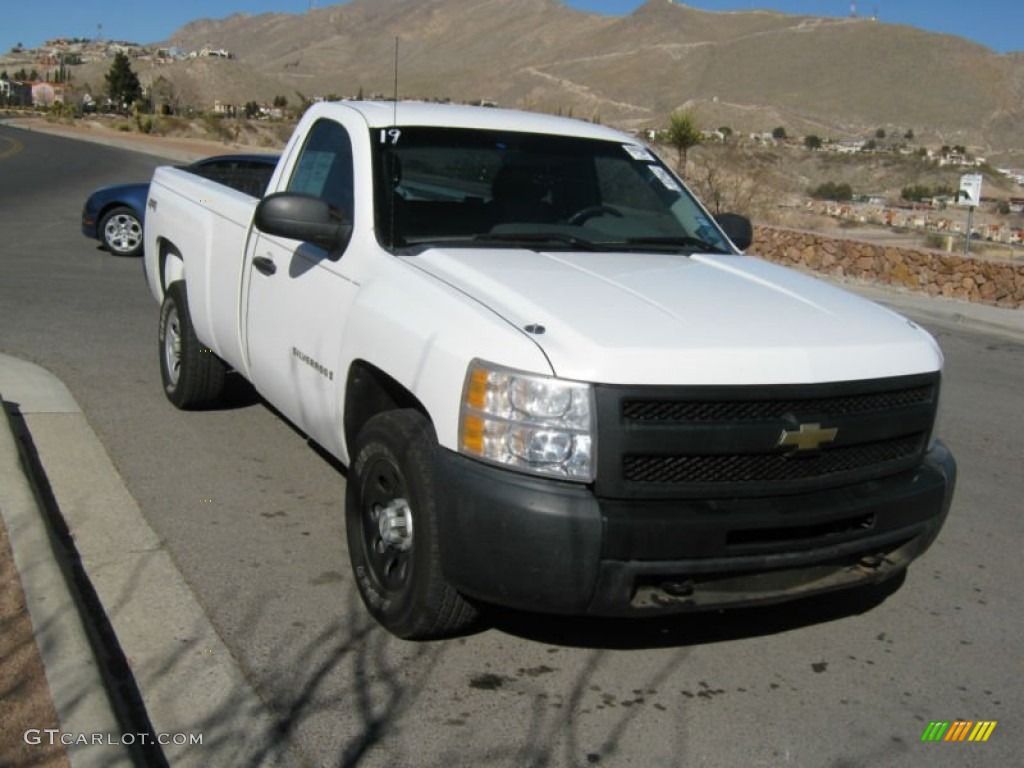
[2,278,1022,767]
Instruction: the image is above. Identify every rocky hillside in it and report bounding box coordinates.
[72,0,1024,161]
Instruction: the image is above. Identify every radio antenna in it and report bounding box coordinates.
[389,36,399,249]
[392,36,399,116]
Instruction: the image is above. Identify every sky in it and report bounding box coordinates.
[2,1,1020,56]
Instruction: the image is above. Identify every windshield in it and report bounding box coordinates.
[372,127,732,254]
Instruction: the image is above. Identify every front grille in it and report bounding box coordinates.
[595,373,939,500]
[623,435,923,485]
[622,386,934,423]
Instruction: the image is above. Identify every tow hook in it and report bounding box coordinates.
[661,579,695,598]
[856,553,887,571]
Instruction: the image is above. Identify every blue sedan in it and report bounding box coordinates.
[81,153,279,257]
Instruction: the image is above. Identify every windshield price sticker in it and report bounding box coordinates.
[650,165,682,192]
[622,144,655,162]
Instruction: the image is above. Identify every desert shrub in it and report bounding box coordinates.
[808,181,853,201]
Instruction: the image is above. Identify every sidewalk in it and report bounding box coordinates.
[0,355,305,768]
[0,286,1021,767]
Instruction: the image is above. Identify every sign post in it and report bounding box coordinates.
[958,173,983,256]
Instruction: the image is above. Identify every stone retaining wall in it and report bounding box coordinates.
[751,226,1024,309]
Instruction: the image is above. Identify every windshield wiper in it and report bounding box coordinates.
[622,236,730,254]
[473,232,602,251]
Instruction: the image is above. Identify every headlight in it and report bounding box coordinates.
[459,360,596,481]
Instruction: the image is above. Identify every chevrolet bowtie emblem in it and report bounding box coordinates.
[778,423,838,452]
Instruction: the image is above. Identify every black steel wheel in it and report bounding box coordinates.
[346,409,477,640]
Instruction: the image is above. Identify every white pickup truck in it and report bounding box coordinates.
[144,101,956,639]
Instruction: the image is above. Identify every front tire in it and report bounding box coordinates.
[100,206,143,257]
[158,281,226,409]
[346,409,477,640]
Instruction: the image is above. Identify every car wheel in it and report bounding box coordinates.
[158,281,226,409]
[100,206,143,257]
[346,409,478,640]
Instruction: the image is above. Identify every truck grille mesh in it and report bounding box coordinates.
[623,435,923,485]
[622,386,933,423]
[595,374,939,499]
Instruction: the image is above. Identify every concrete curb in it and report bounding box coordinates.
[0,354,305,768]
[0,372,132,768]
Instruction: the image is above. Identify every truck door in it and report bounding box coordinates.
[244,118,359,445]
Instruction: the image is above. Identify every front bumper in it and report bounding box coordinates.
[434,440,956,616]
[81,210,98,240]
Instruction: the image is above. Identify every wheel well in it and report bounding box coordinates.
[99,202,138,224]
[159,242,184,295]
[344,361,428,451]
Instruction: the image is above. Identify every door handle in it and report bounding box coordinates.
[252,256,277,276]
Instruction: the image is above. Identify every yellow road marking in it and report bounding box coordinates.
[0,134,24,160]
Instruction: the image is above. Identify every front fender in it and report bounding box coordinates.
[335,257,550,461]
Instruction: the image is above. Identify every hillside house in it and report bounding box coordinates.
[0,80,32,106]
[832,141,862,154]
[30,82,69,106]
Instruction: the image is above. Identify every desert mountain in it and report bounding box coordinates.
[119,0,1024,156]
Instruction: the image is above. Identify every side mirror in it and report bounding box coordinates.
[254,192,352,256]
[715,213,753,251]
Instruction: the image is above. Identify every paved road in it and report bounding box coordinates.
[2,124,1022,767]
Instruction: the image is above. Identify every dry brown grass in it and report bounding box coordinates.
[0,521,69,768]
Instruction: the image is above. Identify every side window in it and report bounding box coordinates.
[288,119,354,219]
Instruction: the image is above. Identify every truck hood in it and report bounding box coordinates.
[410,247,943,385]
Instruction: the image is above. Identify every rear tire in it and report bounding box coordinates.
[346,409,478,640]
[100,206,143,257]
[158,281,226,409]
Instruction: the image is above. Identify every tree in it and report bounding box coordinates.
[105,51,141,112]
[272,94,288,108]
[244,100,261,119]
[875,128,886,139]
[904,128,914,140]
[901,184,931,202]
[148,75,179,115]
[771,126,787,140]
[663,109,702,176]
[689,144,772,219]
[804,135,823,150]
[862,138,877,151]
[718,125,733,140]
[808,181,853,201]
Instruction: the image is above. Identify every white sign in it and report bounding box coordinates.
[958,173,982,206]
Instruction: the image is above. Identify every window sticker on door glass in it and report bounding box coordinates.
[650,165,682,192]
[622,144,655,162]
